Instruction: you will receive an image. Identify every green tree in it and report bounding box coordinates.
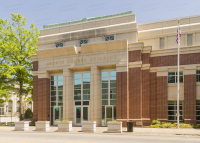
[0,13,39,119]
[25,108,33,119]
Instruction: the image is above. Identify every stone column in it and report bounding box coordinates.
[63,68,73,122]
[156,68,168,122]
[90,66,101,126]
[184,66,196,124]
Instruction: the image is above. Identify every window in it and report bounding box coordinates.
[187,34,193,46]
[29,102,32,110]
[105,36,114,41]
[74,73,90,102]
[168,71,183,83]
[55,43,63,48]
[196,70,200,82]
[0,104,4,115]
[50,75,63,124]
[79,40,88,47]
[197,100,200,121]
[159,38,164,49]
[16,101,20,112]
[168,101,183,121]
[8,100,12,112]
[101,71,116,126]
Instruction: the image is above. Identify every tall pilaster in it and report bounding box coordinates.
[156,68,168,122]
[90,66,101,126]
[184,66,196,124]
[63,68,73,121]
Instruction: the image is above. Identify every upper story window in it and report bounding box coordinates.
[55,43,63,48]
[79,40,88,47]
[197,70,200,82]
[0,104,4,115]
[16,101,20,112]
[74,73,90,102]
[159,38,164,49]
[168,71,183,83]
[8,100,12,112]
[187,34,193,46]
[105,36,114,41]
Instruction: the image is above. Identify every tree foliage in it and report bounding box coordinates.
[25,108,33,119]
[0,13,39,117]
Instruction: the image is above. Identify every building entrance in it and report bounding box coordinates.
[102,105,116,126]
[53,106,61,125]
[75,106,89,125]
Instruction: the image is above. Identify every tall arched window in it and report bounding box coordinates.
[28,102,32,110]
[0,104,4,115]
[8,100,12,112]
[16,101,20,112]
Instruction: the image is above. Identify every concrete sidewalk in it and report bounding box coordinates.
[0,126,200,137]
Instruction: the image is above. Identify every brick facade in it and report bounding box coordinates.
[129,50,141,62]
[150,72,157,121]
[184,74,196,124]
[129,67,142,119]
[116,72,127,127]
[33,61,38,71]
[33,76,38,121]
[115,50,199,126]
[151,53,200,67]
[33,77,50,121]
[142,69,150,125]
[142,53,150,64]
[156,76,168,122]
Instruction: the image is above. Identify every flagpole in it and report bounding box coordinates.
[177,19,180,129]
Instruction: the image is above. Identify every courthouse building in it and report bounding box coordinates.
[31,11,200,126]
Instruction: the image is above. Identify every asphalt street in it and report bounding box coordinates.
[0,132,200,143]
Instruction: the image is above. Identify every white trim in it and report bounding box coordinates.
[138,22,200,33]
[40,21,136,38]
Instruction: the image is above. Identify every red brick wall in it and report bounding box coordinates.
[142,70,150,120]
[116,72,127,127]
[184,74,196,124]
[33,76,38,121]
[129,67,142,119]
[129,50,141,62]
[142,53,150,64]
[150,72,157,121]
[157,76,168,121]
[33,61,38,71]
[37,78,50,121]
[151,53,200,67]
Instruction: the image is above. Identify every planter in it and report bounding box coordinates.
[107,121,122,133]
[14,121,29,131]
[35,121,50,131]
[58,121,72,132]
[81,121,96,133]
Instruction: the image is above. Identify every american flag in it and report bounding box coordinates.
[176,27,181,44]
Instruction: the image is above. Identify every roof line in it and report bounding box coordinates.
[43,11,133,29]
[138,14,200,25]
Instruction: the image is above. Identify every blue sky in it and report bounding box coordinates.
[1,0,200,30]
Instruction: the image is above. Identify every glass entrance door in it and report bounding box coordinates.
[53,106,61,125]
[75,106,88,125]
[76,107,81,124]
[102,106,116,126]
